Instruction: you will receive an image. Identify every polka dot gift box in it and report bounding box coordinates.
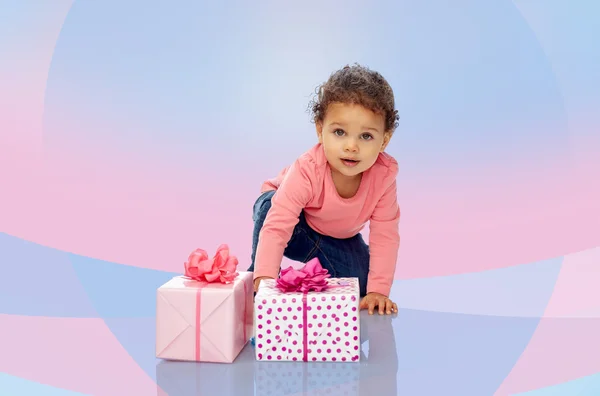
[254,258,361,362]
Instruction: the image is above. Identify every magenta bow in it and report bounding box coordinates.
[183,244,239,283]
[276,257,331,293]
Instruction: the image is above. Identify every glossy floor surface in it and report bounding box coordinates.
[1,232,600,395]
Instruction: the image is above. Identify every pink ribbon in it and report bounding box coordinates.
[276,258,334,361]
[184,244,239,283]
[182,244,245,361]
[276,257,331,293]
[195,282,205,360]
[302,292,308,361]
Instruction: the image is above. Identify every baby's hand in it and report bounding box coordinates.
[359,292,398,315]
[253,276,273,292]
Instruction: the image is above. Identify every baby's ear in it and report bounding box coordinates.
[316,122,324,143]
[380,131,391,151]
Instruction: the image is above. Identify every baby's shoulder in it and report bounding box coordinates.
[371,151,399,183]
[293,144,328,174]
[280,144,327,191]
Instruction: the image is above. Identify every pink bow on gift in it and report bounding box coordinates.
[184,244,239,283]
[276,257,331,293]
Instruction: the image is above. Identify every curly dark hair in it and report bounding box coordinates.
[308,63,399,133]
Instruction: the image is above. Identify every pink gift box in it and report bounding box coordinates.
[156,271,253,363]
[254,277,361,362]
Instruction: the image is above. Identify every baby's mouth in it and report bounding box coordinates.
[340,158,360,167]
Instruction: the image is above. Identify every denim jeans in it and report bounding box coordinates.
[247,190,370,297]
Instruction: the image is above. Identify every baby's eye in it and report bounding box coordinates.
[361,133,373,140]
[334,129,345,136]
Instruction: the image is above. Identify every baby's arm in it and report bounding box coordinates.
[253,159,314,284]
[366,178,400,297]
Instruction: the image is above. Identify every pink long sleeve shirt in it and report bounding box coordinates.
[253,143,400,296]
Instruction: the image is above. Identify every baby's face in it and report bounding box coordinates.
[317,102,390,179]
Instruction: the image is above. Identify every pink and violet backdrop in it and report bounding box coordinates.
[0,0,599,395]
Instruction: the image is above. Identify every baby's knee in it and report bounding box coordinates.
[256,199,272,222]
[253,192,274,222]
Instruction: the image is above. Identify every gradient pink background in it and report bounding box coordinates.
[1,0,599,395]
